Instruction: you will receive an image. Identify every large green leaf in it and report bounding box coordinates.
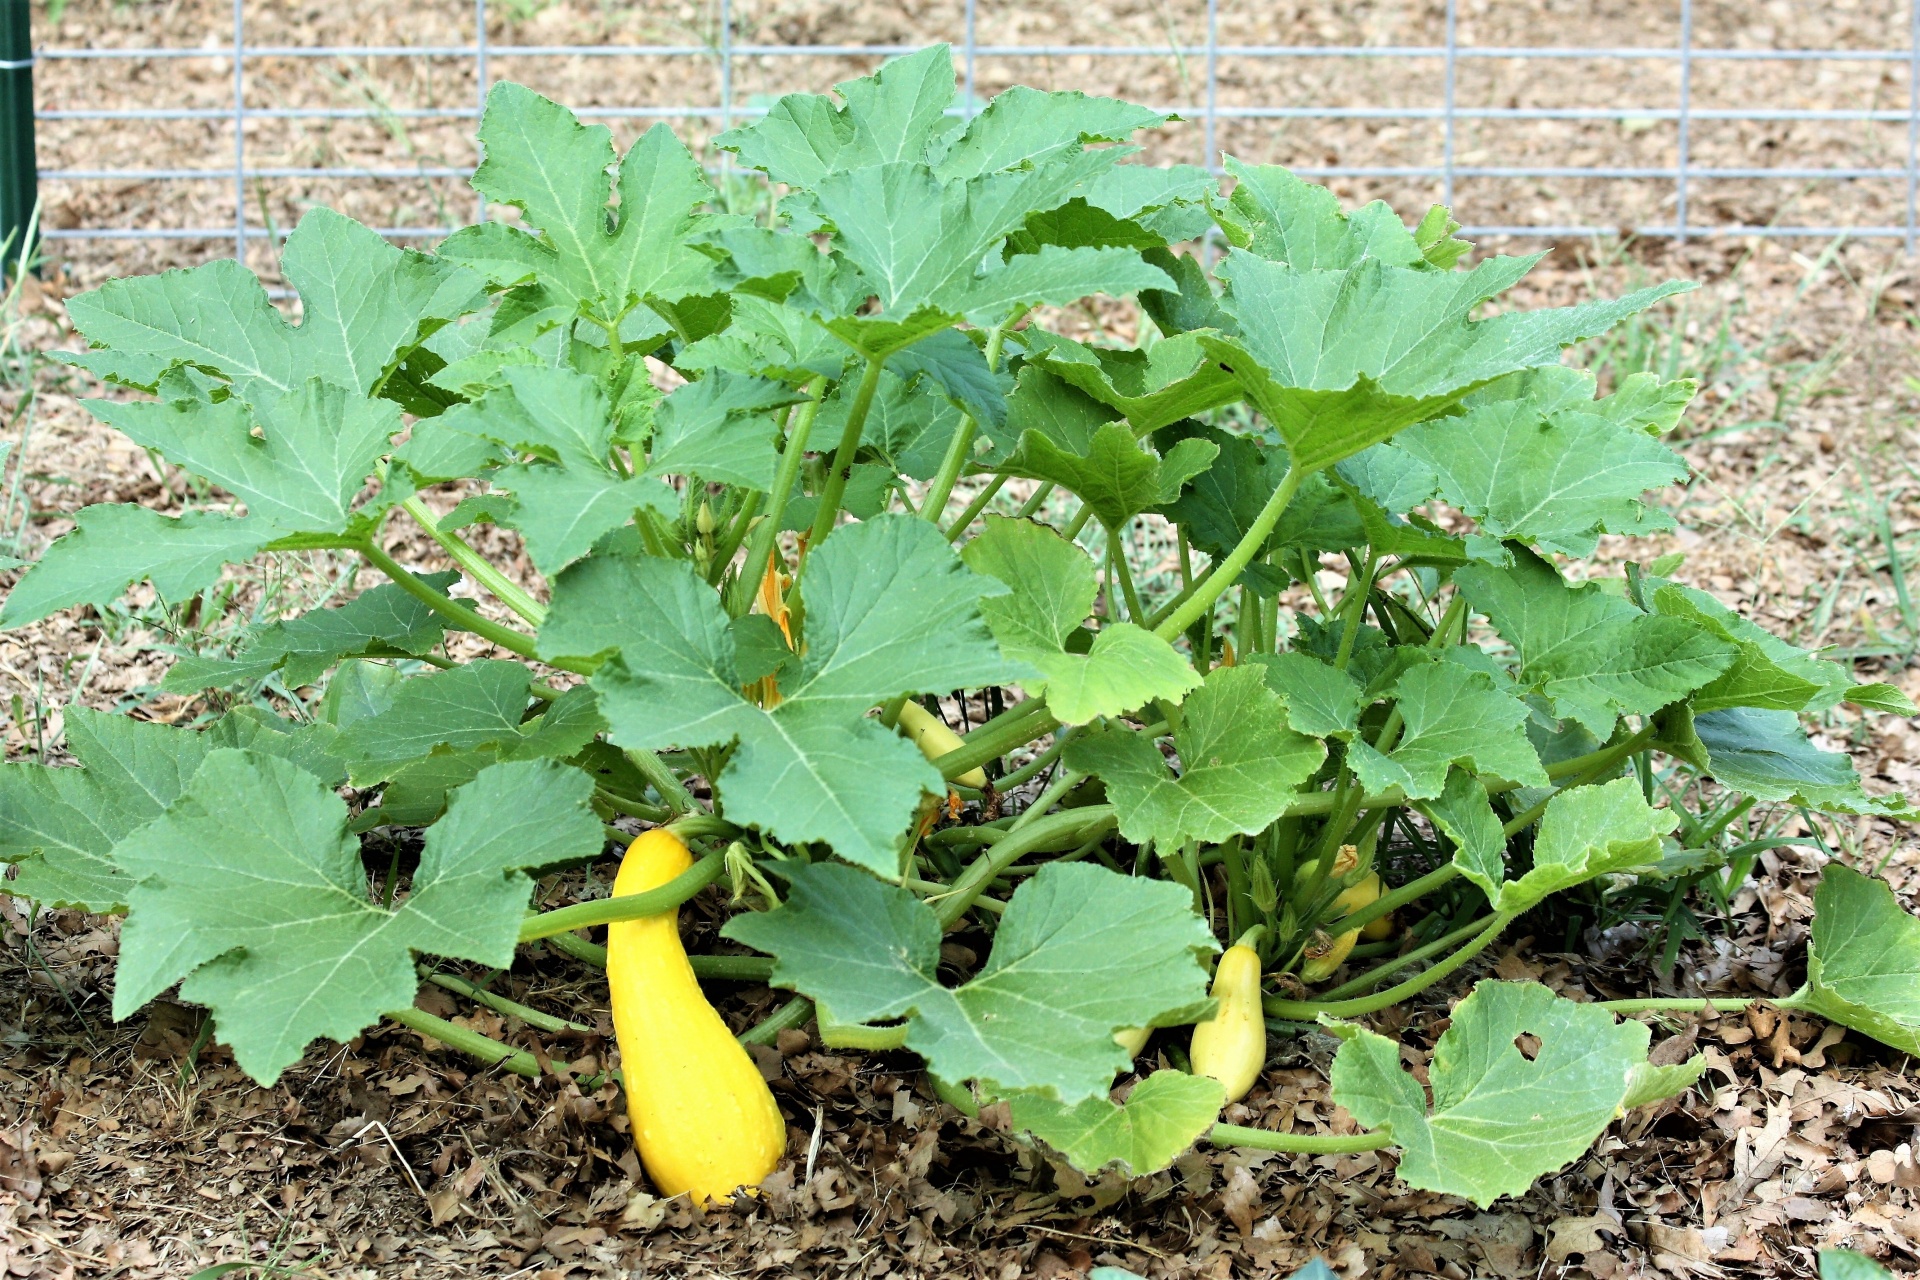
[1394,368,1693,559]
[0,504,274,629]
[1346,661,1547,801]
[1417,769,1508,900]
[1328,981,1697,1207]
[1248,651,1364,740]
[111,753,603,1084]
[1066,666,1325,848]
[1009,1071,1226,1177]
[719,46,1164,191]
[1649,584,1827,714]
[1016,329,1240,433]
[1213,158,1460,271]
[962,516,1198,724]
[1487,777,1675,913]
[440,83,719,333]
[64,205,483,402]
[998,421,1216,530]
[724,860,1217,1102]
[1781,865,1920,1054]
[540,515,1030,874]
[164,573,457,693]
[0,709,215,911]
[1821,1253,1895,1280]
[811,162,1169,334]
[1202,249,1691,474]
[90,377,403,537]
[1456,552,1736,738]
[1677,706,1910,817]
[325,661,601,796]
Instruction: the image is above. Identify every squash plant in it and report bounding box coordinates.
[4,46,1917,1208]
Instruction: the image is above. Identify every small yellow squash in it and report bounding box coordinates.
[895,700,988,788]
[608,829,786,1202]
[1188,944,1267,1102]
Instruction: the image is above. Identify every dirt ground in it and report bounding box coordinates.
[3,2,1920,1277]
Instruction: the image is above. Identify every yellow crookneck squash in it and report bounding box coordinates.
[607,829,787,1202]
[1188,943,1267,1102]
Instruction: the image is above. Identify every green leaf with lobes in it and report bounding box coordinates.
[326,660,603,789]
[1779,865,1920,1055]
[162,572,457,693]
[1455,551,1737,739]
[1201,247,1692,474]
[0,504,275,630]
[961,515,1200,724]
[723,860,1218,1103]
[1345,661,1547,801]
[1393,367,1694,559]
[997,421,1217,530]
[538,515,1035,875]
[1212,158,1462,271]
[0,708,216,912]
[439,82,720,331]
[1484,776,1675,913]
[62,205,484,403]
[1015,328,1241,433]
[1327,981,1702,1208]
[1660,705,1911,817]
[111,753,605,1084]
[1248,651,1364,740]
[1065,666,1326,849]
[1008,1071,1227,1177]
[1416,769,1508,899]
[87,378,405,537]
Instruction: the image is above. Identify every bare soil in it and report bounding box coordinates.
[2,2,1919,1277]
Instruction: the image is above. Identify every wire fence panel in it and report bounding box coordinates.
[19,0,1920,283]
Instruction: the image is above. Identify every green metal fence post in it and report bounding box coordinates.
[1,0,36,277]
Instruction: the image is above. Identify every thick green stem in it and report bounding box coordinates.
[1330,862,1458,939]
[1013,481,1056,520]
[1503,722,1659,837]
[804,356,887,554]
[595,788,670,824]
[979,726,1077,794]
[820,1020,910,1051]
[739,996,813,1046]
[1332,551,1378,672]
[360,540,563,666]
[625,746,700,818]
[932,700,1061,782]
[543,928,775,982]
[1265,910,1516,1020]
[401,496,547,627]
[1146,561,1218,631]
[936,806,1118,929]
[729,375,826,615]
[424,970,596,1035]
[1108,523,1147,624]
[922,318,1017,523]
[1207,1123,1392,1155]
[1597,997,1755,1015]
[387,1005,550,1080]
[943,473,1012,542]
[1315,914,1490,1001]
[1155,467,1303,641]
[1062,503,1095,543]
[706,488,763,586]
[518,849,725,942]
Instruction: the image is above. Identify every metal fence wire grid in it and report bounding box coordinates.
[6,0,1920,276]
